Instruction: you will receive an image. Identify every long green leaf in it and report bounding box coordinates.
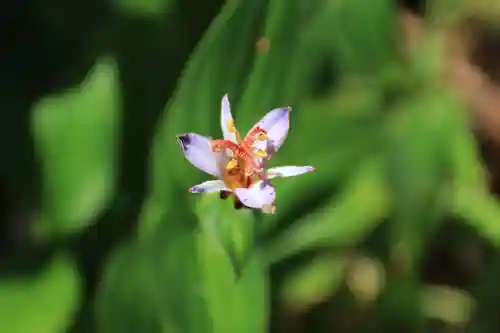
[32,56,121,237]
[264,159,389,264]
[140,0,269,236]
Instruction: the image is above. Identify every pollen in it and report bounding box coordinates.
[226,120,237,133]
[226,158,238,170]
[254,149,268,157]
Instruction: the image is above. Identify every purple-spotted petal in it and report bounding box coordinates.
[189,180,229,193]
[220,94,238,143]
[234,181,276,210]
[176,133,220,177]
[248,107,290,154]
[267,166,315,179]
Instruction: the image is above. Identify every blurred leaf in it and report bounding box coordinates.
[421,285,475,325]
[318,0,397,75]
[264,159,389,264]
[0,255,81,333]
[96,241,173,333]
[452,188,500,246]
[112,0,173,18]
[140,0,268,236]
[195,194,255,273]
[427,0,500,25]
[236,0,326,126]
[32,56,121,237]
[372,87,466,333]
[448,91,486,190]
[443,68,500,245]
[271,85,383,163]
[196,232,268,333]
[384,90,457,259]
[407,30,446,88]
[98,221,268,333]
[281,252,347,312]
[257,88,384,231]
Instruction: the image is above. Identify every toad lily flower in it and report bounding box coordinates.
[176,94,315,214]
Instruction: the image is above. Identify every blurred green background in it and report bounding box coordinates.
[3,0,500,332]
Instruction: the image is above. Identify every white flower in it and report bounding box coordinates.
[176,94,315,214]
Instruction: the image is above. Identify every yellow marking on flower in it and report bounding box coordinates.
[256,132,267,140]
[226,158,238,170]
[254,149,268,157]
[226,120,237,133]
[226,119,243,143]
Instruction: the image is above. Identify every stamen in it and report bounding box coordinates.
[226,158,238,170]
[255,132,267,141]
[243,126,268,146]
[254,149,268,157]
[244,162,254,177]
[226,120,243,143]
[211,139,239,153]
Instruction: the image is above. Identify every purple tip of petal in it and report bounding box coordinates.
[271,107,290,123]
[176,134,191,150]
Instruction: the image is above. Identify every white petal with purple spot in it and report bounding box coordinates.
[177,133,220,177]
[234,181,276,209]
[190,180,229,193]
[267,166,315,179]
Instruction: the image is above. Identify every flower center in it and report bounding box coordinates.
[211,120,269,177]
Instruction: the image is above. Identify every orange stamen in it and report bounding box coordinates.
[243,126,267,146]
[211,139,240,153]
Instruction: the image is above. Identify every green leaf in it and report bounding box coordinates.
[270,85,383,164]
[197,233,268,333]
[140,0,269,236]
[280,252,347,312]
[452,188,500,247]
[0,255,81,333]
[264,159,389,264]
[112,0,173,18]
[236,0,327,126]
[96,241,175,333]
[195,194,255,273]
[257,89,384,230]
[319,0,397,75]
[383,90,457,259]
[97,221,268,333]
[32,56,121,237]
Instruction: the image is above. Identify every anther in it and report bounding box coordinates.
[256,132,267,141]
[226,158,238,170]
[254,149,268,157]
[211,139,239,153]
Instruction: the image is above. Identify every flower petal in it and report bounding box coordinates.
[233,181,276,210]
[176,133,220,177]
[220,94,238,143]
[248,107,290,154]
[189,180,229,193]
[267,166,315,179]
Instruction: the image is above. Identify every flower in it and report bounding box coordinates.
[176,94,315,214]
